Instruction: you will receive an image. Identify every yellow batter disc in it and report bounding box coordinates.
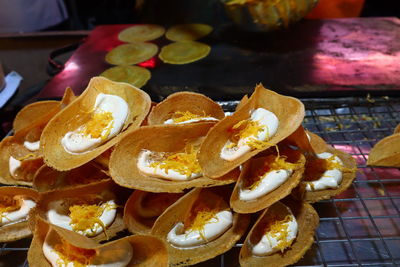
[118,24,165,42]
[100,65,151,88]
[105,42,158,65]
[165,23,213,41]
[159,41,211,64]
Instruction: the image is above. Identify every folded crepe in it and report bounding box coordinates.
[124,190,185,234]
[41,76,151,171]
[151,186,250,266]
[0,186,39,242]
[147,91,225,125]
[367,132,400,167]
[110,122,239,193]
[198,84,304,178]
[239,199,319,267]
[28,217,168,267]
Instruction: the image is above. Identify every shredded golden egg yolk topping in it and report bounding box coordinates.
[171,111,208,123]
[149,143,201,177]
[227,119,271,150]
[265,214,294,252]
[304,154,351,182]
[0,196,21,220]
[79,111,114,139]
[54,238,96,267]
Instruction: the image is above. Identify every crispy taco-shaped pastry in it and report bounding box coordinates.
[395,124,400,134]
[198,84,305,178]
[367,133,400,167]
[30,180,130,242]
[151,186,250,266]
[28,217,168,267]
[230,145,305,213]
[33,162,110,192]
[124,190,185,234]
[110,123,239,193]
[41,77,151,171]
[235,94,249,112]
[147,91,225,125]
[239,199,319,267]
[0,136,43,186]
[282,127,326,155]
[0,186,39,242]
[295,145,357,203]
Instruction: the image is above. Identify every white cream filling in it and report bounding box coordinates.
[164,117,218,125]
[61,93,129,154]
[220,108,279,161]
[47,200,117,237]
[0,199,36,227]
[8,156,21,177]
[42,230,133,267]
[306,152,343,191]
[239,169,293,201]
[252,207,298,256]
[167,210,233,248]
[137,150,202,181]
[23,140,40,151]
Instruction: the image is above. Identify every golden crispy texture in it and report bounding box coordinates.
[41,77,151,171]
[294,146,357,203]
[0,187,39,242]
[33,162,110,192]
[29,180,130,243]
[230,148,305,213]
[124,190,185,234]
[151,187,250,266]
[165,24,213,41]
[147,91,225,125]
[198,84,305,178]
[394,124,400,134]
[118,24,165,42]
[110,123,239,193]
[235,94,249,111]
[239,200,319,267]
[105,43,158,65]
[100,65,151,88]
[367,133,400,167]
[28,217,168,267]
[159,41,210,64]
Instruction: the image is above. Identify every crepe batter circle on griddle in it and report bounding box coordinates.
[101,65,151,88]
[165,23,213,41]
[118,24,165,42]
[159,41,210,64]
[105,42,158,65]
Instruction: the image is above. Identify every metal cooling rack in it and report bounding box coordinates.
[1,96,400,267]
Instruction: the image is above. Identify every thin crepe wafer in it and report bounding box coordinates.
[198,84,305,178]
[33,162,110,192]
[367,133,400,167]
[151,187,250,266]
[230,146,305,213]
[100,65,151,88]
[147,91,225,125]
[41,76,151,171]
[0,186,39,242]
[118,24,165,42]
[110,123,239,193]
[124,190,185,234]
[30,180,130,242]
[159,41,210,64]
[28,217,168,267]
[165,24,213,41]
[105,43,158,65]
[394,124,400,134]
[235,94,249,111]
[239,199,319,267]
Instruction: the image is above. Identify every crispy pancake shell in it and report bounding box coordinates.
[159,41,210,64]
[239,200,319,267]
[40,77,151,171]
[395,124,400,134]
[198,84,305,178]
[28,217,168,267]
[105,42,158,65]
[165,23,213,41]
[230,147,305,213]
[147,91,225,125]
[151,187,250,266]
[110,123,239,193]
[367,133,400,167]
[100,65,151,88]
[118,24,165,42]
[0,186,39,242]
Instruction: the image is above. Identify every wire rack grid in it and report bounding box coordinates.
[1,96,400,267]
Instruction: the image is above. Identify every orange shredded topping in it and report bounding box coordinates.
[227,119,271,150]
[54,238,96,267]
[171,111,208,123]
[304,154,349,182]
[265,214,294,253]
[80,111,114,139]
[0,196,21,220]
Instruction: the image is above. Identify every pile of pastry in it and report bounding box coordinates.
[0,77,357,267]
